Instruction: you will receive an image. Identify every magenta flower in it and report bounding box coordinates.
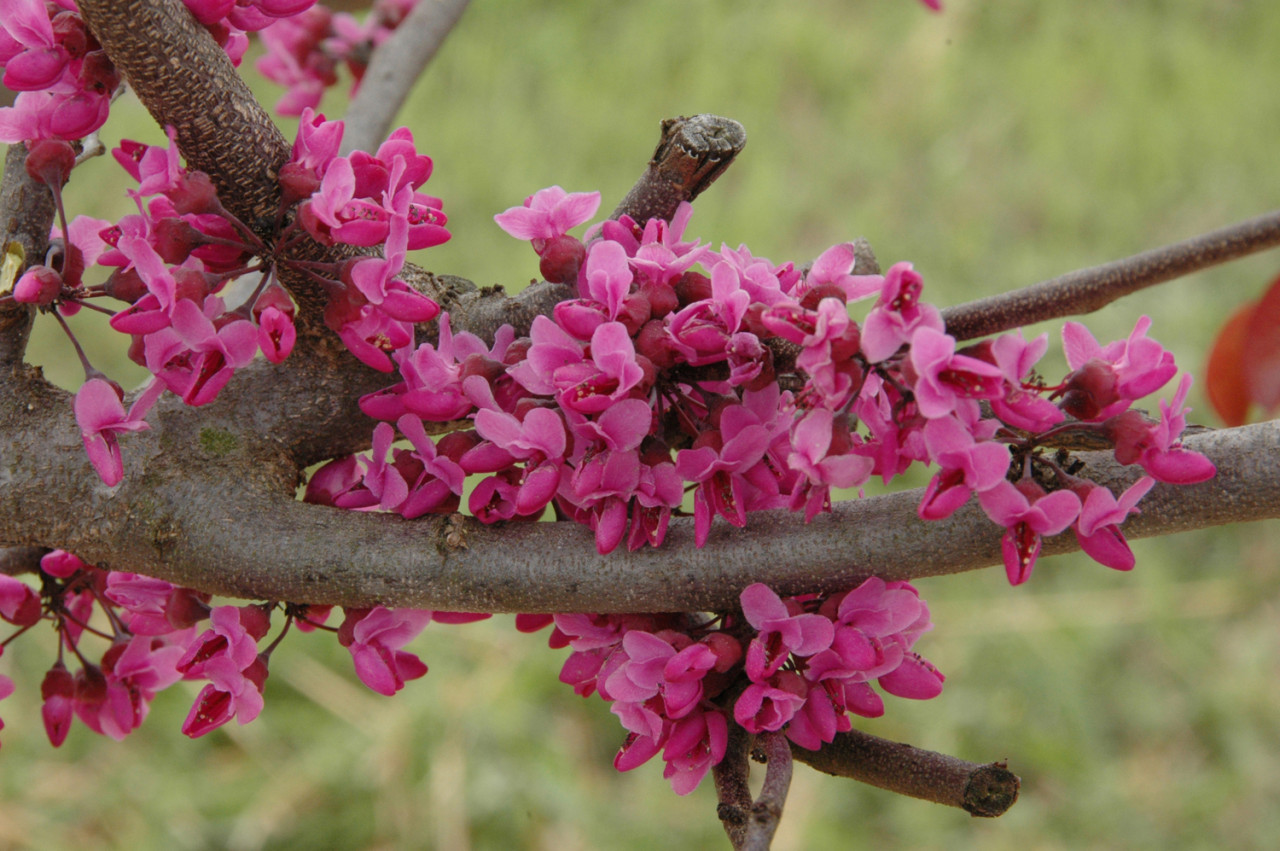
[1073,477,1156,570]
[144,297,259,405]
[788,409,874,521]
[908,325,1006,419]
[0,574,40,626]
[860,261,944,362]
[182,655,268,738]
[494,185,601,244]
[74,377,165,487]
[1107,374,1216,484]
[740,583,835,682]
[660,709,728,795]
[978,479,1082,585]
[1062,316,1176,416]
[917,414,1011,520]
[340,607,433,696]
[40,663,74,747]
[734,671,808,734]
[178,605,267,679]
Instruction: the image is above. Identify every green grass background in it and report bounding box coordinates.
[7,1,1280,848]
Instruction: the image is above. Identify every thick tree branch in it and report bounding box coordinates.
[340,0,473,156]
[942,208,1280,341]
[794,728,1020,817]
[0,143,55,369]
[3,340,1274,609]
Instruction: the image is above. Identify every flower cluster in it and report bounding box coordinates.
[257,0,421,115]
[520,577,941,795]
[308,184,1213,590]
[0,0,321,144]
[3,108,447,486]
[0,550,487,747]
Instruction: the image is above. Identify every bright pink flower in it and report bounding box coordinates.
[795,242,883,302]
[860,261,943,362]
[734,671,807,733]
[661,709,728,795]
[917,414,1010,520]
[144,297,259,405]
[340,607,433,696]
[978,479,1082,585]
[1106,374,1216,484]
[908,325,1006,419]
[182,655,268,738]
[0,574,40,626]
[788,409,874,521]
[39,549,87,578]
[494,185,601,243]
[41,663,74,746]
[1072,477,1156,570]
[74,377,165,487]
[740,583,834,682]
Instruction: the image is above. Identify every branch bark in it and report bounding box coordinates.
[794,728,1020,817]
[340,0,473,156]
[742,732,792,851]
[942,208,1280,341]
[0,143,54,369]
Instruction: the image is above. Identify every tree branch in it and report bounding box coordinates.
[2,340,1274,610]
[742,731,792,851]
[340,0,473,156]
[942,208,1280,341]
[793,728,1020,817]
[0,143,55,369]
[610,115,747,225]
[713,723,754,849]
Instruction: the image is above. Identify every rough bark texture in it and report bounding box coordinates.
[0,144,53,368]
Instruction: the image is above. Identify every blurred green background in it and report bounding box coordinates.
[6,1,1280,848]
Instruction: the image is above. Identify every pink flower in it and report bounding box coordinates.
[978,479,1082,585]
[1106,374,1216,484]
[41,663,74,746]
[74,377,165,487]
[1072,477,1156,570]
[182,655,268,738]
[734,671,808,733]
[339,607,433,695]
[494,185,601,244]
[917,414,1010,520]
[661,709,728,795]
[0,574,40,626]
[143,297,259,405]
[909,325,1006,419]
[740,583,834,682]
[860,262,943,362]
[1060,317,1177,419]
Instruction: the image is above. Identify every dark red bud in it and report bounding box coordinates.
[674,271,712,306]
[1059,359,1119,421]
[25,140,77,188]
[799,283,848,310]
[169,171,220,216]
[538,235,585,285]
[635,319,677,371]
[638,278,679,318]
[166,588,212,629]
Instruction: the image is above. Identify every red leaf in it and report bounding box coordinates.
[1242,273,1280,414]
[1204,300,1256,426]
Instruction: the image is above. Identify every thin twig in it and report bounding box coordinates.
[340,0,473,155]
[942,208,1280,341]
[713,723,754,849]
[742,732,792,851]
[792,728,1019,817]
